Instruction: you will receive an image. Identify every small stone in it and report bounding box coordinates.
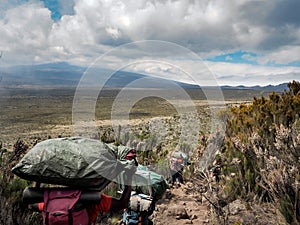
[190,214,198,220]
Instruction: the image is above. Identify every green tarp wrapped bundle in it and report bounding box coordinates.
[107,143,132,160]
[116,164,168,201]
[132,165,168,200]
[12,137,135,190]
[108,144,168,200]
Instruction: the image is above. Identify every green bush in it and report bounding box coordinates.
[280,195,294,224]
[220,81,300,223]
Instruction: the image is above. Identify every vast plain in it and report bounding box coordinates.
[0,86,272,149]
[0,85,291,225]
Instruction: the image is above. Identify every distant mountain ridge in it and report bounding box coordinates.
[221,83,289,92]
[0,62,291,92]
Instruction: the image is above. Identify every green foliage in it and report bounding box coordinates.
[4,177,29,200]
[1,139,30,199]
[288,80,300,96]
[280,195,294,224]
[221,81,300,223]
[0,139,41,224]
[107,216,121,225]
[233,222,242,225]
[103,182,120,198]
[100,128,115,143]
[223,176,241,202]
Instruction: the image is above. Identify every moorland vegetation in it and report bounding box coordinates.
[0,81,299,224]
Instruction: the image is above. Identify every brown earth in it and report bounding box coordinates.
[152,182,210,225]
[0,88,288,225]
[101,174,288,225]
[150,178,287,225]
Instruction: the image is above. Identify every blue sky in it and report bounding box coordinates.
[41,0,62,21]
[40,0,74,20]
[207,51,259,66]
[0,0,300,86]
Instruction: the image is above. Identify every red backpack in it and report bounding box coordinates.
[42,189,90,225]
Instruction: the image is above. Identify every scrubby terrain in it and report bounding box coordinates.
[1,82,300,225]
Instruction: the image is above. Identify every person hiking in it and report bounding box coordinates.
[210,157,222,183]
[28,149,138,225]
[169,151,189,187]
[170,163,184,186]
[120,164,167,225]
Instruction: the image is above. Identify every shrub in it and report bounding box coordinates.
[220,81,300,223]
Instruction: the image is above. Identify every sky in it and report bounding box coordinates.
[0,0,300,86]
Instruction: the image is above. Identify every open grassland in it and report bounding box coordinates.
[0,86,271,149]
[0,85,287,225]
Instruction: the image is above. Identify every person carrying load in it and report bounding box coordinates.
[120,165,168,225]
[110,145,168,225]
[169,150,191,187]
[12,137,138,225]
[210,156,223,183]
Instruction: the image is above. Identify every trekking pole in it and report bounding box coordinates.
[147,171,153,198]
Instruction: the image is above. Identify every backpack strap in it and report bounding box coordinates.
[68,209,73,225]
[45,212,49,225]
[138,215,142,225]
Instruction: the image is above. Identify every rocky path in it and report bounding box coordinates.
[152,179,213,225]
[150,178,288,225]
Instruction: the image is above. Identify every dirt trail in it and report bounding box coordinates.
[150,178,289,225]
[152,179,212,225]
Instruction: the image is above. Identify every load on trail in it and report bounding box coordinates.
[131,165,168,200]
[122,193,155,225]
[110,145,167,225]
[11,137,136,190]
[12,137,167,225]
[110,144,168,201]
[120,166,167,225]
[169,150,191,185]
[170,150,190,167]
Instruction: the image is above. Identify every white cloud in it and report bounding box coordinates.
[206,61,300,86]
[0,1,53,64]
[259,45,300,65]
[0,0,300,85]
[57,0,75,15]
